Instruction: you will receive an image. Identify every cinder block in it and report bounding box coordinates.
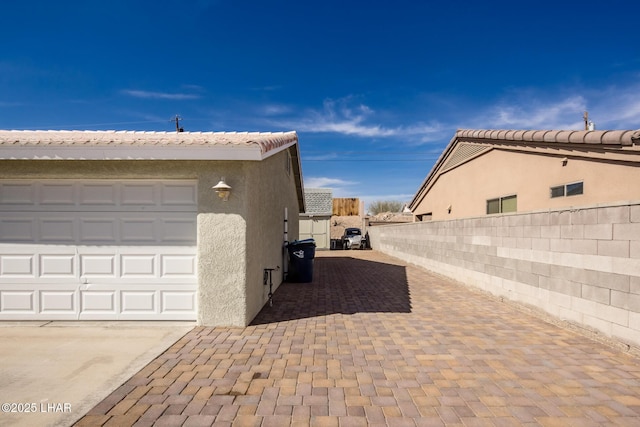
[531,238,550,251]
[515,270,540,287]
[502,237,518,248]
[531,261,550,277]
[611,323,640,347]
[594,271,630,293]
[630,310,640,329]
[570,239,598,255]
[611,290,640,312]
[549,238,572,253]
[573,298,628,326]
[561,224,584,239]
[631,241,640,259]
[597,240,630,258]
[612,257,640,277]
[530,212,550,226]
[541,225,561,239]
[509,226,524,238]
[550,211,572,226]
[572,208,598,225]
[598,206,630,224]
[582,312,613,335]
[516,259,533,273]
[583,224,613,240]
[540,275,580,297]
[613,223,640,241]
[523,226,541,238]
[516,237,532,250]
[581,284,610,304]
[631,205,640,223]
[631,276,640,294]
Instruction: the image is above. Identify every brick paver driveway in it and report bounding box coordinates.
[76,250,640,426]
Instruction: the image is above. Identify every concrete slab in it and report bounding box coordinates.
[0,321,194,427]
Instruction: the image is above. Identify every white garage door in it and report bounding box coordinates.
[0,179,198,320]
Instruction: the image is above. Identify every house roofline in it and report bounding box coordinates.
[408,128,640,211]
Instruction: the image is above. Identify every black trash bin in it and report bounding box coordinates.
[287,239,316,283]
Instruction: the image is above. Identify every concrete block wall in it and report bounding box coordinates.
[368,202,640,348]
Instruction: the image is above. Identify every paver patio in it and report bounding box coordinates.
[75,250,640,426]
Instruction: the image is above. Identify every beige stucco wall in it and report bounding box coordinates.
[415,149,640,221]
[0,154,301,327]
[244,150,300,325]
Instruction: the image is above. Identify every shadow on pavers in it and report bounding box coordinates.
[252,254,411,325]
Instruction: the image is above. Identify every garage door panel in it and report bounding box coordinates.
[0,182,35,204]
[161,291,196,313]
[121,255,156,277]
[40,218,76,242]
[81,291,117,313]
[0,179,198,320]
[1,254,35,277]
[162,255,196,276]
[81,254,116,277]
[1,291,36,312]
[80,219,118,242]
[121,291,156,313]
[162,184,197,205]
[40,290,76,313]
[79,183,117,205]
[121,218,157,242]
[40,254,76,277]
[0,218,35,241]
[40,183,75,205]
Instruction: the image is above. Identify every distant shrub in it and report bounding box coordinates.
[368,200,403,215]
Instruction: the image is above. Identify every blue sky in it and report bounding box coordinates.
[1,1,639,210]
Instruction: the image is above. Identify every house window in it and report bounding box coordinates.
[550,181,583,198]
[486,195,517,214]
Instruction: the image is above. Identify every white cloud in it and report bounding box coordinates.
[121,89,201,100]
[270,96,442,140]
[485,95,587,130]
[464,80,640,132]
[304,177,357,189]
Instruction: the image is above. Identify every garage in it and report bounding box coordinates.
[0,179,198,320]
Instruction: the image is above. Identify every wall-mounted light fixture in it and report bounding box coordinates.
[561,157,568,166]
[212,177,231,201]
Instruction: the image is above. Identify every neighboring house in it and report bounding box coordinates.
[0,130,304,327]
[410,129,640,221]
[299,188,332,249]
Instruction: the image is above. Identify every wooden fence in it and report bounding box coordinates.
[332,198,360,216]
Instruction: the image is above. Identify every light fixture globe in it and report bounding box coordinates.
[212,177,231,201]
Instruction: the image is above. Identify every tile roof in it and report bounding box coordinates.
[456,129,640,146]
[0,130,298,155]
[303,188,333,215]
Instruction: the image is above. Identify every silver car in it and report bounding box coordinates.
[342,228,363,249]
